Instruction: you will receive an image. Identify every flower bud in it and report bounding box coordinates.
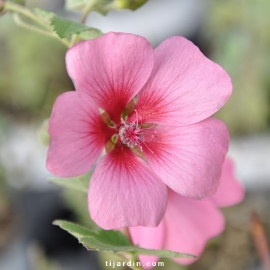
[114,0,148,10]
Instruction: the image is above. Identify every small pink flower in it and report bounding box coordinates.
[129,158,245,268]
[46,32,232,229]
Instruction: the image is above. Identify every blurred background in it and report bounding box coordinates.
[0,0,270,269]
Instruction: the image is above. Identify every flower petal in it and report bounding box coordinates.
[129,223,165,269]
[88,147,168,229]
[211,157,245,207]
[46,91,113,177]
[133,36,232,126]
[164,190,225,265]
[142,117,229,199]
[66,32,154,125]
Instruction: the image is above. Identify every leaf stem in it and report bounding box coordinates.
[123,227,133,245]
[81,0,98,24]
[4,1,50,30]
[3,1,70,47]
[13,13,70,47]
[70,0,99,47]
[70,33,80,47]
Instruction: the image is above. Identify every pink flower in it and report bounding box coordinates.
[129,158,245,268]
[46,32,232,229]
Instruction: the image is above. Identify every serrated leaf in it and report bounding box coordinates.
[53,220,95,238]
[33,8,102,41]
[78,28,103,40]
[33,8,55,23]
[132,246,194,258]
[49,174,89,193]
[54,220,131,247]
[54,220,196,258]
[80,237,195,258]
[50,16,90,38]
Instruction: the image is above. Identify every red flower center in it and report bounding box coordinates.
[118,120,144,149]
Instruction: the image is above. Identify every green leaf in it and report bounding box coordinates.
[78,28,103,40]
[49,174,89,193]
[33,8,54,23]
[97,230,131,246]
[54,220,131,248]
[53,220,196,258]
[132,246,194,258]
[53,220,96,238]
[33,8,103,40]
[80,236,195,258]
[50,16,90,38]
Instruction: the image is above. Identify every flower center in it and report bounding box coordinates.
[118,120,144,149]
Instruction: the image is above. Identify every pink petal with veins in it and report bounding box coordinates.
[46,91,113,177]
[66,32,154,125]
[132,36,232,126]
[88,146,168,229]
[142,117,229,199]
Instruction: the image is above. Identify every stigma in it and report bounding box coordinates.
[118,119,144,149]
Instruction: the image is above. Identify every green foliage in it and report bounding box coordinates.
[34,7,102,40]
[54,220,195,258]
[50,173,195,259]
[51,17,91,38]
[78,28,103,39]
[33,8,54,23]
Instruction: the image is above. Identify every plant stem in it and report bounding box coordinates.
[70,33,80,47]
[123,227,133,244]
[3,1,70,47]
[81,0,98,23]
[70,0,99,47]
[4,1,50,30]
[13,13,70,47]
